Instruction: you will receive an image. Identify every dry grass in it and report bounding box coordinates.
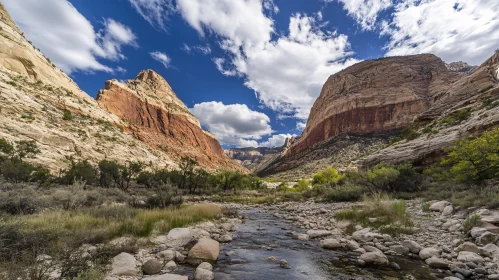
[335,194,414,236]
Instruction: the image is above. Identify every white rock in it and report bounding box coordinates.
[320,238,342,250]
[425,256,450,269]
[306,229,333,239]
[165,260,177,270]
[187,238,220,265]
[455,242,480,254]
[401,240,423,254]
[441,205,454,216]
[429,201,451,212]
[457,251,484,264]
[110,252,137,276]
[419,247,441,260]
[352,228,383,242]
[358,251,389,266]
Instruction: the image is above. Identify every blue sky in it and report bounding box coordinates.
[4,0,499,147]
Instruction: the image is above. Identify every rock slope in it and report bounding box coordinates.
[259,53,499,178]
[0,2,244,172]
[97,71,245,172]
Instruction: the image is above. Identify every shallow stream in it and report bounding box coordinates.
[213,209,445,280]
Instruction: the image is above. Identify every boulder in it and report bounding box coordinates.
[470,227,489,238]
[442,205,454,216]
[390,245,409,255]
[194,262,214,280]
[476,231,498,245]
[455,242,480,254]
[142,259,163,275]
[429,201,451,212]
[401,240,422,254]
[110,252,137,276]
[167,228,191,240]
[480,244,499,258]
[457,251,484,264]
[187,238,220,265]
[352,228,383,242]
[158,249,175,261]
[425,257,450,269]
[165,260,177,270]
[358,251,389,266]
[306,229,333,239]
[480,211,499,225]
[419,247,441,260]
[320,238,342,250]
[344,240,360,250]
[291,232,309,240]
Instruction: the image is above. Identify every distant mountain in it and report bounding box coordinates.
[446,61,478,75]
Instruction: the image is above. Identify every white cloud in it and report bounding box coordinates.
[296,121,307,130]
[3,0,137,74]
[150,51,172,68]
[182,43,211,55]
[335,0,392,30]
[128,0,174,31]
[189,101,273,147]
[115,66,127,73]
[172,1,358,120]
[382,0,499,64]
[259,133,295,147]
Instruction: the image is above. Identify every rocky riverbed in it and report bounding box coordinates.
[83,199,499,279]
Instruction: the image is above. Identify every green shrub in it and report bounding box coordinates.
[390,128,420,144]
[366,163,400,192]
[421,202,430,212]
[463,214,481,233]
[60,160,97,185]
[312,167,344,185]
[479,85,494,93]
[0,158,36,183]
[21,114,35,121]
[442,108,471,125]
[98,160,121,188]
[62,109,73,121]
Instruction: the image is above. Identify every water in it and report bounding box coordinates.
[214,209,444,280]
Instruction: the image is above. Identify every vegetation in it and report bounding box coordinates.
[463,214,481,233]
[335,194,413,236]
[312,166,344,185]
[389,128,420,145]
[62,108,73,121]
[442,108,472,125]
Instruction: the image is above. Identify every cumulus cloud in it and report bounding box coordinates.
[334,0,392,30]
[128,0,174,31]
[189,101,273,147]
[173,1,358,119]
[259,133,295,147]
[296,121,307,130]
[382,0,499,64]
[150,51,172,68]
[3,0,137,74]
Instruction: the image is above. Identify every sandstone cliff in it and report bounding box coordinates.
[0,2,244,173]
[96,71,245,172]
[224,140,291,174]
[259,53,499,179]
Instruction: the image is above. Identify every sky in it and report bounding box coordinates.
[4,0,499,148]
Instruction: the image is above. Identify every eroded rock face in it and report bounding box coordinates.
[96,71,246,172]
[291,54,462,156]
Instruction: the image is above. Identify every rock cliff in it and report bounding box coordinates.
[96,71,245,172]
[0,2,244,173]
[259,53,499,178]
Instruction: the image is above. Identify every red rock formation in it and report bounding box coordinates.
[97,70,246,172]
[291,54,463,155]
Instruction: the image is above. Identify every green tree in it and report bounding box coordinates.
[60,159,97,185]
[178,157,198,191]
[118,161,143,191]
[216,171,245,193]
[0,138,14,159]
[366,163,400,192]
[441,128,499,183]
[312,167,344,185]
[15,140,40,160]
[296,179,310,191]
[98,160,121,188]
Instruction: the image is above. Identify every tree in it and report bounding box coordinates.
[15,140,40,160]
[366,163,400,192]
[118,161,143,191]
[98,160,121,188]
[60,159,97,185]
[312,167,344,185]
[216,171,245,193]
[440,128,499,183]
[189,168,210,194]
[178,157,198,190]
[0,138,14,159]
[296,179,310,191]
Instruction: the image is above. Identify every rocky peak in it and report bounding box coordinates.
[446,61,478,75]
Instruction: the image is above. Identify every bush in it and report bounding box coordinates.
[442,108,471,125]
[366,163,400,192]
[62,109,73,121]
[390,128,420,144]
[0,158,36,183]
[0,188,40,214]
[323,184,366,202]
[145,181,183,209]
[312,167,344,185]
[463,214,481,233]
[98,160,121,188]
[60,160,97,185]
